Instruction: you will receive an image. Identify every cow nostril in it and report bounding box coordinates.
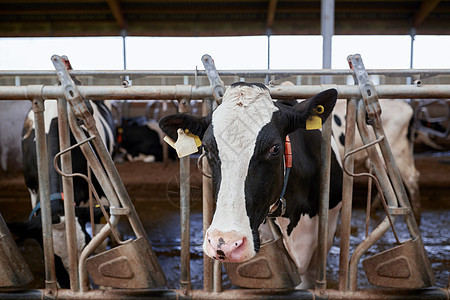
[208,239,211,243]
[235,242,238,246]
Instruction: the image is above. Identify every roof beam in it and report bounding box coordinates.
[266,0,278,30]
[414,0,441,27]
[106,0,126,30]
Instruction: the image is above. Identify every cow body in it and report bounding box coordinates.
[160,83,342,288]
[117,116,173,163]
[13,99,115,288]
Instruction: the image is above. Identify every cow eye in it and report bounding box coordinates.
[269,144,280,155]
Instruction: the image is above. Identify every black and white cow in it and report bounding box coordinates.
[159,82,343,288]
[10,99,115,288]
[117,116,175,163]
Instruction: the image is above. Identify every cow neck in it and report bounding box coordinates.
[268,135,292,218]
[28,193,64,221]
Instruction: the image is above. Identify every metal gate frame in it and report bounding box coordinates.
[0,58,449,299]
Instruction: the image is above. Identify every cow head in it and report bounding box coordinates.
[159,82,337,263]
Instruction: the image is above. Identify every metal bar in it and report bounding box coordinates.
[66,109,121,292]
[57,97,79,292]
[371,113,420,238]
[180,155,191,294]
[178,97,192,294]
[321,0,334,84]
[315,116,332,291]
[347,99,399,291]
[202,99,214,293]
[201,54,225,104]
[348,217,391,291]
[2,84,450,101]
[315,0,334,289]
[338,98,357,291]
[0,287,448,299]
[213,260,223,293]
[31,97,58,297]
[1,68,450,77]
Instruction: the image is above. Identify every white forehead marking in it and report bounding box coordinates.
[208,84,278,239]
[212,84,278,162]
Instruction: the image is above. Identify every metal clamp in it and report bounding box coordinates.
[348,54,381,119]
[51,55,96,130]
[110,207,131,216]
[202,54,225,104]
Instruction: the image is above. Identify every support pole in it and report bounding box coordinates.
[338,98,357,291]
[179,98,192,295]
[57,97,79,292]
[321,0,334,84]
[32,96,58,297]
[316,0,334,292]
[202,99,214,293]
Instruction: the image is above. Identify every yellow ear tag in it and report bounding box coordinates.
[306,105,325,130]
[184,129,202,148]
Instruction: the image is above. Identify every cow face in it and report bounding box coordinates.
[159,83,337,263]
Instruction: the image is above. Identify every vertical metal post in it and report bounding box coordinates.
[266,30,272,85]
[179,98,191,294]
[213,260,223,293]
[338,98,357,291]
[202,99,214,292]
[321,0,334,84]
[57,97,79,292]
[316,114,332,292]
[32,97,58,297]
[121,29,130,85]
[316,0,334,292]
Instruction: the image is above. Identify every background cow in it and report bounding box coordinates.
[160,82,343,288]
[9,98,115,288]
[116,115,175,163]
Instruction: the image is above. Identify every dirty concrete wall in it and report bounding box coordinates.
[0,101,31,176]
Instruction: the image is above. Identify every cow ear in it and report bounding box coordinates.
[159,113,211,141]
[292,88,338,130]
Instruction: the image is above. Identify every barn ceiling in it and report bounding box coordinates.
[0,0,449,37]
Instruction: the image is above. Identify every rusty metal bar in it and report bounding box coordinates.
[338,98,357,291]
[371,114,421,238]
[31,96,58,297]
[2,84,450,101]
[180,156,191,294]
[348,217,392,291]
[1,68,450,77]
[201,99,214,293]
[66,108,122,292]
[213,260,223,293]
[347,99,399,291]
[178,97,192,294]
[56,97,80,292]
[315,114,332,291]
[201,54,225,104]
[0,287,448,299]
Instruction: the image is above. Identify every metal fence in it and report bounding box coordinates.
[0,55,449,299]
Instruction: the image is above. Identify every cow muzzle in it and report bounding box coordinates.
[203,229,255,262]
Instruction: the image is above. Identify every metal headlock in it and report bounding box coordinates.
[0,54,449,299]
[342,54,435,291]
[51,55,166,292]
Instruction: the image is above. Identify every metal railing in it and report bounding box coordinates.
[0,58,449,299]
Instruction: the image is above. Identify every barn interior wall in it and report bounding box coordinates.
[0,101,31,176]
